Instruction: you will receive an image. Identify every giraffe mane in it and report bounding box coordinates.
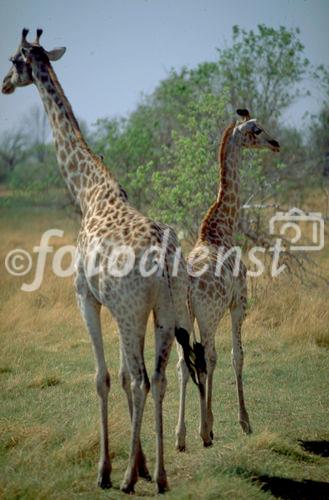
[46,63,83,138]
[198,121,236,241]
[46,61,117,179]
[218,121,236,167]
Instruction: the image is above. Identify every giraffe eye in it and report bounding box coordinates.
[10,58,20,67]
[254,128,262,135]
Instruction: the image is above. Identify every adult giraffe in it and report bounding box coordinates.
[2,29,203,494]
[175,109,280,450]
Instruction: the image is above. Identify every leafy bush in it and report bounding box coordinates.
[9,144,61,192]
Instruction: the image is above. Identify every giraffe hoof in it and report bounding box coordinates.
[156,479,169,494]
[240,420,252,435]
[139,467,152,482]
[97,462,111,489]
[203,439,213,448]
[210,430,214,440]
[120,482,135,494]
[97,475,112,489]
[176,443,186,452]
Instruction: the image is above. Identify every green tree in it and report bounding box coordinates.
[92,63,220,207]
[0,127,27,182]
[91,25,311,229]
[9,143,61,193]
[132,92,229,239]
[310,65,329,177]
[216,24,310,122]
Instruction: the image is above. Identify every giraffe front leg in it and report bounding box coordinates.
[197,364,211,448]
[175,351,189,451]
[75,274,111,489]
[230,303,252,435]
[174,297,194,452]
[192,322,214,448]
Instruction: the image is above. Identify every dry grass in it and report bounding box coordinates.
[0,197,328,499]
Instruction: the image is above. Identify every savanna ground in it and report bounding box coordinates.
[0,191,329,499]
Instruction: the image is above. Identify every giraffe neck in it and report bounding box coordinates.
[31,59,120,212]
[199,123,241,245]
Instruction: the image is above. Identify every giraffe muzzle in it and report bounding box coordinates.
[268,139,280,152]
[2,77,15,94]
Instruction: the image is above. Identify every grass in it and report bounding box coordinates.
[0,199,328,499]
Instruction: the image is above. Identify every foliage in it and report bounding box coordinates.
[9,143,61,192]
[131,95,288,240]
[131,92,228,238]
[0,128,27,182]
[92,62,221,207]
[216,24,310,121]
[309,65,329,177]
[0,24,326,238]
[90,24,313,238]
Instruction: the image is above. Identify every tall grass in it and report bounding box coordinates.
[0,200,328,499]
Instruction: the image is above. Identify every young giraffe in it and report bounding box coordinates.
[2,29,203,494]
[175,109,280,450]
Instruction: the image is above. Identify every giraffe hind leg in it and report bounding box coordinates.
[119,347,151,481]
[204,335,217,443]
[119,319,150,494]
[152,299,176,493]
[175,349,189,451]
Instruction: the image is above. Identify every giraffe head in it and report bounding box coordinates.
[234,109,280,152]
[2,28,66,94]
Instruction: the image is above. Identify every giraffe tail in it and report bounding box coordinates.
[175,327,207,387]
[162,239,206,386]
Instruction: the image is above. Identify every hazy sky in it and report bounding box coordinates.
[0,0,328,136]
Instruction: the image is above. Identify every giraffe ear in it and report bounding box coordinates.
[236,109,251,121]
[46,47,66,61]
